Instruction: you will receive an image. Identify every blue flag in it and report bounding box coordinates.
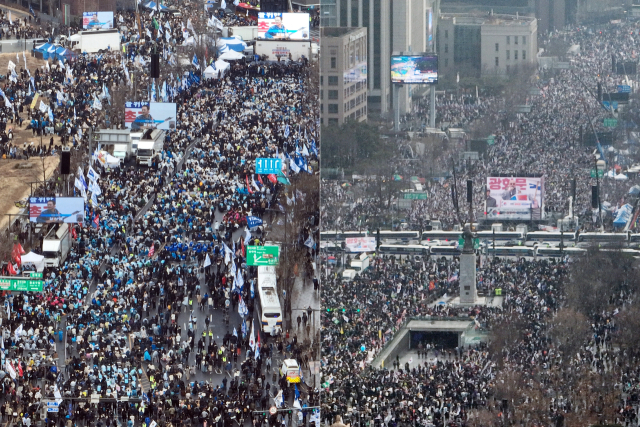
[284,124,290,138]
[250,280,255,299]
[192,53,199,68]
[29,5,36,17]
[310,139,318,156]
[246,216,263,229]
[295,384,300,400]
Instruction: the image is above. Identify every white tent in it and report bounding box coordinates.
[21,252,45,272]
[203,65,220,79]
[219,50,244,61]
[104,153,121,168]
[215,59,230,72]
[614,173,629,180]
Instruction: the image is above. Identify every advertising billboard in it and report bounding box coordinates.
[485,177,544,220]
[391,54,438,84]
[82,12,114,29]
[344,237,376,253]
[258,12,309,40]
[29,197,85,224]
[124,102,177,131]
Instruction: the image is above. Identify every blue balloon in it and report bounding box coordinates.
[360,345,366,352]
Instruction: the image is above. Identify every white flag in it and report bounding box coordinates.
[203,254,211,268]
[249,320,255,350]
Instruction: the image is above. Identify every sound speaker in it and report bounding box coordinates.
[61,151,70,175]
[261,0,287,12]
[150,53,160,78]
[466,180,473,204]
[571,179,576,202]
[591,186,598,209]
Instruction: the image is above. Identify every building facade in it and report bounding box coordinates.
[320,0,437,115]
[320,27,369,125]
[438,13,537,78]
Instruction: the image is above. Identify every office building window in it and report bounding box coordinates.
[495,57,499,67]
[445,29,448,39]
[328,118,338,125]
[514,50,518,60]
[506,65,510,73]
[444,58,448,67]
[514,36,518,45]
[328,104,339,113]
[495,43,499,52]
[328,76,338,86]
[320,104,323,113]
[320,76,323,86]
[506,50,510,60]
[522,36,526,44]
[320,90,323,100]
[523,50,526,60]
[331,57,336,69]
[507,36,510,45]
[444,44,448,53]
[328,90,338,99]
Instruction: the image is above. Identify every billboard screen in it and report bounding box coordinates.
[486,177,544,220]
[124,102,177,131]
[344,237,376,253]
[29,197,85,224]
[391,54,438,84]
[258,12,310,40]
[82,12,114,29]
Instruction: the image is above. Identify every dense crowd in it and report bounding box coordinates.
[0,3,319,427]
[321,17,640,427]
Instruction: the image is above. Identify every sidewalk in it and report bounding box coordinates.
[289,271,320,388]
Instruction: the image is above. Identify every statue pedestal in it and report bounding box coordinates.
[459,252,477,305]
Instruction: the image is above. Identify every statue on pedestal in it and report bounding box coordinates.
[462,224,475,254]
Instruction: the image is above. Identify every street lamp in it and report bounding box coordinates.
[595,157,606,231]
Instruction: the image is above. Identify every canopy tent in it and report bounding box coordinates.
[203,61,230,79]
[21,252,45,272]
[142,1,168,10]
[219,50,244,61]
[52,46,77,63]
[217,37,247,53]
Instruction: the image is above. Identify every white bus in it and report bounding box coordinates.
[257,266,283,334]
[487,246,535,258]
[379,244,430,257]
[377,230,421,244]
[321,230,368,241]
[535,247,586,257]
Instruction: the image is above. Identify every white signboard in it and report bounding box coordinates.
[344,237,376,253]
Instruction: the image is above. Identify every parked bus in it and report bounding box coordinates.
[421,231,463,244]
[321,230,368,241]
[487,246,535,258]
[535,247,586,257]
[524,231,577,246]
[429,245,462,258]
[577,232,629,246]
[378,230,421,244]
[379,244,430,256]
[476,230,525,245]
[257,266,283,334]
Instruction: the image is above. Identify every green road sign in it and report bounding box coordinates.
[0,277,43,292]
[403,192,428,200]
[590,169,604,178]
[247,245,280,266]
[603,118,618,127]
[29,272,43,278]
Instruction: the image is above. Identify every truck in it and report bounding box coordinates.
[350,253,370,274]
[64,29,121,53]
[280,359,301,383]
[255,40,313,61]
[342,269,356,281]
[43,223,72,268]
[227,26,258,41]
[95,129,134,165]
[136,129,165,166]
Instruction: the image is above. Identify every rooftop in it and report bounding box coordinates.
[441,12,536,26]
[321,27,365,38]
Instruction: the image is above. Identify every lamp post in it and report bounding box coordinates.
[595,157,606,231]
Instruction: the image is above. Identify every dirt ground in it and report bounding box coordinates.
[0,156,59,230]
[0,51,49,76]
[0,53,65,231]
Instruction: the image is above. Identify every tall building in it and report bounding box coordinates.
[438,13,537,78]
[320,0,438,115]
[320,27,369,125]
